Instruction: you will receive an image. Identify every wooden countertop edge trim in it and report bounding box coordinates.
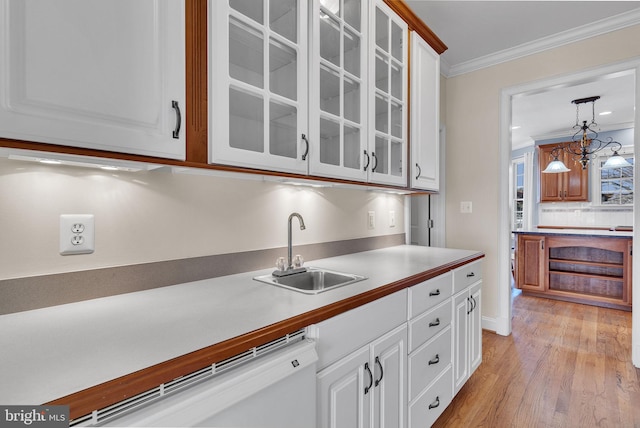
[47,253,484,420]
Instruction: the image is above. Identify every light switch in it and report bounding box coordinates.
[460,201,473,214]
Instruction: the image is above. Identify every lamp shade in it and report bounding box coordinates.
[601,152,632,169]
[542,158,570,173]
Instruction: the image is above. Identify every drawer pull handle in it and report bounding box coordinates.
[364,362,373,394]
[466,272,475,278]
[429,289,440,297]
[374,356,384,387]
[429,318,440,327]
[428,396,440,410]
[172,100,181,139]
[428,354,440,365]
[301,134,310,161]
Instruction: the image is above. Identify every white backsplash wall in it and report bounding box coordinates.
[538,202,633,227]
[0,158,405,280]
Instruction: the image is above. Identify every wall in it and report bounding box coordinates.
[444,24,640,325]
[0,158,404,281]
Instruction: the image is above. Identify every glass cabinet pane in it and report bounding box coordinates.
[374,136,388,174]
[391,62,402,99]
[270,0,297,43]
[229,20,264,88]
[230,0,264,24]
[375,94,388,133]
[320,12,341,66]
[390,140,402,176]
[375,7,388,52]
[344,0,360,31]
[344,77,360,123]
[320,66,340,116]
[320,117,340,166]
[390,100,402,138]
[344,124,361,170]
[320,0,340,16]
[391,20,403,61]
[344,28,360,77]
[269,101,297,158]
[375,54,388,92]
[230,88,264,152]
[270,38,297,100]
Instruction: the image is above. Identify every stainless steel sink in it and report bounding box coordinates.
[254,267,366,294]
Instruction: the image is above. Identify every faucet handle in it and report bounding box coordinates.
[293,254,304,268]
[276,257,286,271]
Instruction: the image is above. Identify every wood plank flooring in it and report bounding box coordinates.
[433,293,640,427]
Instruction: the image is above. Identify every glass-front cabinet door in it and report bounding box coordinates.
[368,0,407,186]
[308,0,368,181]
[210,0,308,174]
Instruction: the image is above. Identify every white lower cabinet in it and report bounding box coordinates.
[314,290,408,428]
[407,275,454,428]
[314,260,483,428]
[452,262,483,394]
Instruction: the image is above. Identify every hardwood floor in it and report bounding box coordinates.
[433,293,640,427]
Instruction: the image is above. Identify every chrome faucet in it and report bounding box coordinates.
[287,212,306,270]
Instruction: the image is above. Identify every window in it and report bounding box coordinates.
[511,158,525,230]
[598,151,634,205]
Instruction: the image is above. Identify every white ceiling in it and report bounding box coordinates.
[404,1,640,149]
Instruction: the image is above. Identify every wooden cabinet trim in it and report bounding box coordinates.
[384,0,448,54]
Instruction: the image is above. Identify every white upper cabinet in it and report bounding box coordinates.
[209,0,309,174]
[410,32,440,191]
[0,0,185,160]
[308,0,369,181]
[367,0,408,187]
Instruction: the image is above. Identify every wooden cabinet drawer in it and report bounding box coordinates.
[409,366,452,428]
[408,272,452,318]
[408,326,451,401]
[408,299,451,353]
[312,289,408,370]
[453,260,483,294]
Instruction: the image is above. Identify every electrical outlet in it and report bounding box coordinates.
[460,201,473,214]
[60,214,95,255]
[389,210,396,227]
[367,211,376,230]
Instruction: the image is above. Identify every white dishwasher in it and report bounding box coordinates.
[88,337,317,428]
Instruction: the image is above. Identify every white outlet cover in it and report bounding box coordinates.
[60,214,95,255]
[389,210,396,227]
[367,211,375,230]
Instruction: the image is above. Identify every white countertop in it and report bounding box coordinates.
[0,245,480,406]
[513,228,633,238]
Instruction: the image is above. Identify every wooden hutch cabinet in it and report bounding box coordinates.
[515,231,632,311]
[539,142,589,202]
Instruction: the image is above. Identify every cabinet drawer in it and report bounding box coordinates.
[409,366,453,428]
[408,272,452,318]
[408,299,451,353]
[408,326,451,401]
[453,260,483,294]
[313,289,408,370]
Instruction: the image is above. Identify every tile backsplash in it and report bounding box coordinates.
[538,202,633,227]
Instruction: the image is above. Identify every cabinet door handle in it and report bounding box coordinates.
[364,362,373,394]
[374,356,384,387]
[466,272,475,278]
[371,152,378,172]
[470,295,477,312]
[428,354,440,365]
[428,396,440,410]
[172,100,181,139]
[415,163,422,180]
[301,134,309,161]
[429,318,440,327]
[467,297,472,314]
[363,150,370,171]
[429,289,440,297]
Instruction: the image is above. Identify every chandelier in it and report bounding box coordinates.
[542,96,631,173]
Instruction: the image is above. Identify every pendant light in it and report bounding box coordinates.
[542,96,631,173]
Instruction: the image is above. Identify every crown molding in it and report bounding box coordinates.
[444,8,640,78]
